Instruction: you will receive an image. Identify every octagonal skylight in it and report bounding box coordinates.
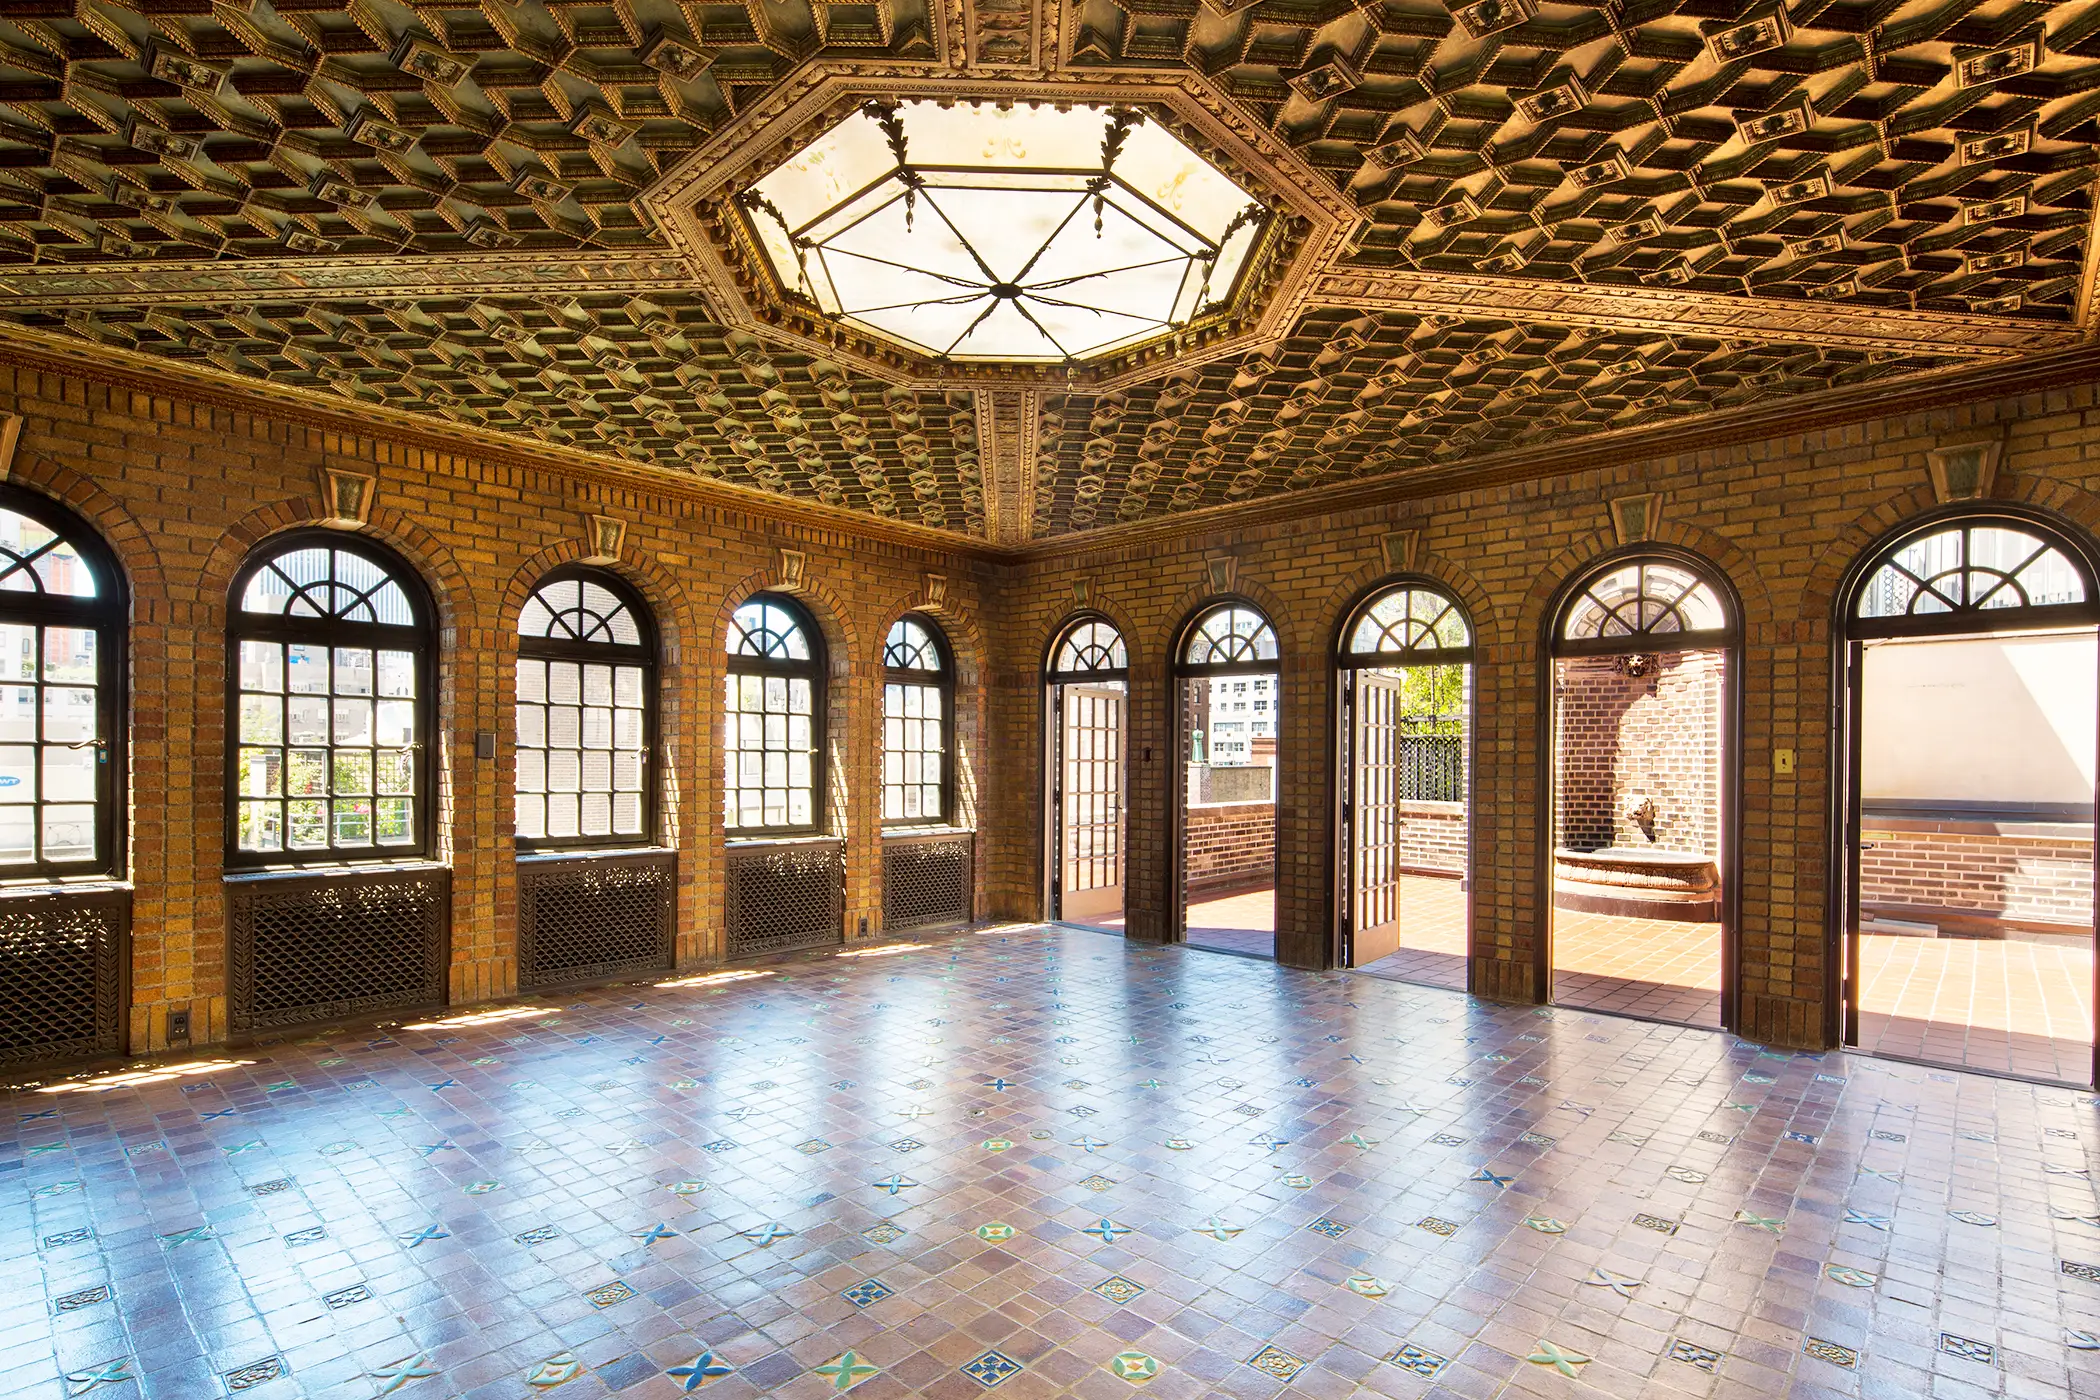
[737,100,1270,363]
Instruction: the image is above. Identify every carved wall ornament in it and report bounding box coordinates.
[923,573,948,610]
[1207,556,1239,594]
[584,516,627,565]
[1072,577,1092,607]
[777,548,809,592]
[319,469,375,528]
[1925,437,2007,503]
[0,413,20,481]
[1383,529,1419,574]
[1609,493,1660,546]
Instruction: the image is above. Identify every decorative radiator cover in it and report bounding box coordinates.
[725,840,843,957]
[518,850,676,988]
[883,832,974,933]
[228,866,448,1031]
[0,886,126,1064]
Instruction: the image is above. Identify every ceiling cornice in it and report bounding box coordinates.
[4,312,2095,571]
[1007,343,2100,564]
[0,319,991,560]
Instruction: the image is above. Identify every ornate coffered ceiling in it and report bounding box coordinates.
[0,0,2092,547]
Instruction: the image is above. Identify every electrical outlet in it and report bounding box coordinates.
[167,1009,190,1043]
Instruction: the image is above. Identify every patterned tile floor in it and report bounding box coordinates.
[8,924,2100,1400]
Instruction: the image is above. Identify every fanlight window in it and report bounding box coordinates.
[1051,619,1127,675]
[0,500,121,875]
[240,546,416,625]
[1560,561,1727,643]
[520,576,644,646]
[1856,522,2089,619]
[882,617,950,823]
[232,538,428,862]
[729,599,813,661]
[884,618,942,671]
[514,574,653,848]
[1346,586,1471,657]
[1181,605,1278,668]
[724,595,822,833]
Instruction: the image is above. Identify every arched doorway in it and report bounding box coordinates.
[1835,508,2100,1085]
[1174,601,1279,958]
[1545,552,1740,1028]
[1336,581,1474,989]
[1044,615,1129,928]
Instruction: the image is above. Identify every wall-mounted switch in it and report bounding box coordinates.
[1774,748,1796,776]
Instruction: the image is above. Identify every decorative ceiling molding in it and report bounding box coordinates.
[0,0,2096,541]
[0,253,696,310]
[1308,269,2078,360]
[0,318,975,557]
[976,389,1041,545]
[1016,341,2100,563]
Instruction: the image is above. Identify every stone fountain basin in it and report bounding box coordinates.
[1554,846,1719,922]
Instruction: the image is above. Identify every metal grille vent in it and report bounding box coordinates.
[883,834,973,933]
[518,851,675,988]
[229,867,448,1031]
[725,840,842,957]
[0,889,125,1064]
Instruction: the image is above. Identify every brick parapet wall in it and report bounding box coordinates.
[984,379,2100,1049]
[1184,801,1275,892]
[1860,822,2094,930]
[1398,801,1466,875]
[0,365,993,1054]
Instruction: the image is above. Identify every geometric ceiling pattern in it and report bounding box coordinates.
[0,0,2093,546]
[1031,305,1956,534]
[1071,0,2100,324]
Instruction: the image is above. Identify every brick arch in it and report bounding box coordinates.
[197,497,475,639]
[1514,520,1771,649]
[496,542,700,664]
[1317,549,1502,655]
[869,586,986,689]
[6,450,169,605]
[1155,575,1296,669]
[1797,477,2100,626]
[714,564,862,680]
[1037,599,1143,677]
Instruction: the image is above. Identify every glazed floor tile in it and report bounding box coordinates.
[7,924,2100,1400]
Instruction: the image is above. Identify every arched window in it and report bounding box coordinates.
[1343,584,1472,663]
[231,535,433,865]
[882,616,951,823]
[1048,618,1128,678]
[1180,603,1278,669]
[1853,517,2097,635]
[0,491,124,877]
[515,570,655,849]
[1556,559,1731,652]
[725,594,824,833]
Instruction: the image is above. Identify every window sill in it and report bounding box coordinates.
[882,825,975,838]
[0,877,132,900]
[518,846,672,864]
[724,833,839,850]
[225,859,447,884]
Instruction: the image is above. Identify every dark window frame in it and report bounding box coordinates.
[225,530,437,872]
[0,486,127,882]
[513,565,660,854]
[881,612,955,827]
[1845,508,2100,641]
[724,591,828,838]
[1044,611,1132,683]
